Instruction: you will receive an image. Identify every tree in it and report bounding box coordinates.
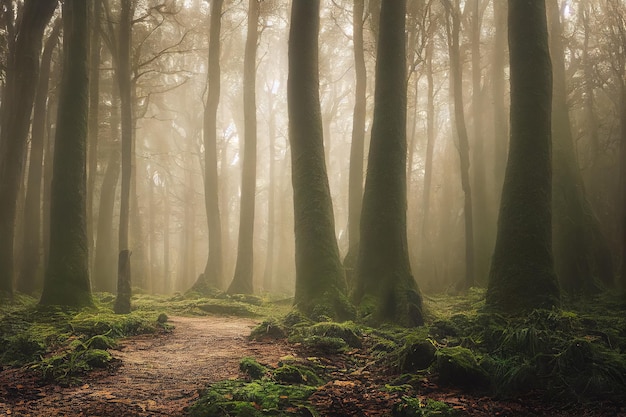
[486,0,560,313]
[228,0,260,295]
[40,0,93,307]
[288,0,352,320]
[115,0,134,314]
[547,0,614,294]
[193,0,224,292]
[353,0,423,327]
[444,0,475,290]
[343,0,367,281]
[0,0,57,296]
[17,20,61,294]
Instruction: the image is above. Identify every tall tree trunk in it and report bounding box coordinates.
[194,0,224,292]
[547,0,613,293]
[288,0,351,320]
[87,0,102,272]
[492,0,508,197]
[163,183,170,293]
[446,0,475,290]
[115,0,133,314]
[354,0,423,327]
[620,83,626,292]
[40,0,92,307]
[94,147,120,293]
[343,0,367,281]
[420,37,437,275]
[262,91,277,292]
[470,0,491,284]
[0,0,57,296]
[486,0,560,314]
[228,0,259,295]
[17,20,61,294]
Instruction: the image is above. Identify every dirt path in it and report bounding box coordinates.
[0,316,294,417]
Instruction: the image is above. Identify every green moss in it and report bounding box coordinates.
[188,379,317,417]
[396,336,436,372]
[273,364,323,386]
[240,357,267,380]
[435,346,489,388]
[250,318,287,340]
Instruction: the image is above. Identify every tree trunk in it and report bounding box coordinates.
[492,0,508,196]
[87,0,102,272]
[40,0,93,307]
[0,0,57,296]
[262,90,277,292]
[228,0,259,295]
[446,1,475,290]
[93,147,120,293]
[115,0,133,313]
[547,0,614,293]
[343,0,367,281]
[420,37,436,275]
[486,0,560,314]
[195,0,224,292]
[354,0,423,327]
[288,0,352,320]
[17,20,60,294]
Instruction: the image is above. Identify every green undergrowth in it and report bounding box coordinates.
[189,357,322,417]
[249,289,626,404]
[393,397,460,417]
[0,293,167,385]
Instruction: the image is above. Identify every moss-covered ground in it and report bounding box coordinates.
[2,289,625,415]
[194,288,626,416]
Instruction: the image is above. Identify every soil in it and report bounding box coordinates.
[0,316,294,417]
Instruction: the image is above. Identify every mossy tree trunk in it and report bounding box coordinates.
[40,0,93,308]
[486,0,560,314]
[228,0,259,295]
[288,0,352,320]
[547,0,614,294]
[353,0,423,327]
[17,20,61,295]
[0,0,57,297]
[343,0,367,284]
[115,0,133,314]
[194,0,224,292]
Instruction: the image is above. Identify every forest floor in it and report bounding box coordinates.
[0,316,294,416]
[1,293,625,416]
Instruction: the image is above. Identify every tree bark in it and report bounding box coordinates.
[354,0,423,327]
[288,0,352,320]
[0,0,57,296]
[115,0,133,313]
[343,0,367,282]
[262,90,277,292]
[228,0,259,295]
[492,0,508,196]
[40,0,93,307]
[486,0,560,313]
[194,0,224,292]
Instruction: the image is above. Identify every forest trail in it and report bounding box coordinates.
[0,316,294,417]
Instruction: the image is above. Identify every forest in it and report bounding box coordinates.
[0,0,626,415]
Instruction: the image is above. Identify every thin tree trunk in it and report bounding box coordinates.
[262,90,277,292]
[115,0,133,314]
[344,0,367,279]
[87,0,102,271]
[492,0,508,197]
[17,20,61,294]
[228,0,259,295]
[195,0,224,291]
[446,1,475,290]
